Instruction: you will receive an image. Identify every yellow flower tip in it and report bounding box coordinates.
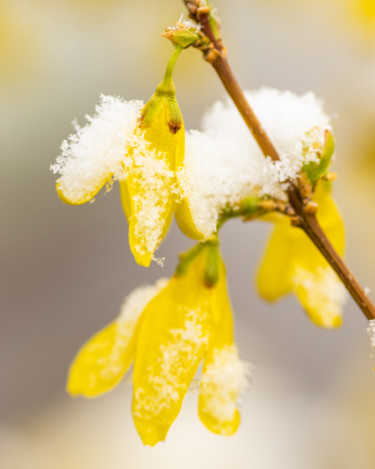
[293,266,346,329]
[199,406,240,436]
[132,414,169,447]
[198,344,248,437]
[127,202,174,267]
[307,311,343,330]
[56,179,105,206]
[256,278,283,303]
[129,239,152,268]
[55,181,82,206]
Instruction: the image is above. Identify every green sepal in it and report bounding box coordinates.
[176,243,204,277]
[303,130,335,184]
[218,197,260,229]
[162,28,202,49]
[204,240,220,288]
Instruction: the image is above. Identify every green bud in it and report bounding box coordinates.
[162,28,202,49]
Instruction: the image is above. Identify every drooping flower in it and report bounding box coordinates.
[257,181,346,328]
[51,46,201,267]
[67,241,248,445]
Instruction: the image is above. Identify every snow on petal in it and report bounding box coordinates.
[51,95,143,204]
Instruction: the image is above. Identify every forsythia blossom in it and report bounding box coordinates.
[178,88,332,237]
[257,181,346,328]
[67,242,249,445]
[51,46,201,267]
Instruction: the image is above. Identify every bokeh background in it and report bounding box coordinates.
[1,0,375,467]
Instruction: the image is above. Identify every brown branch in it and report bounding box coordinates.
[288,186,375,321]
[183,0,375,321]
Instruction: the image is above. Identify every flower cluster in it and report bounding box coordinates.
[52,44,347,445]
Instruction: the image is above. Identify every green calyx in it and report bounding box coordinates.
[176,243,204,277]
[218,197,260,229]
[203,240,220,288]
[176,238,221,288]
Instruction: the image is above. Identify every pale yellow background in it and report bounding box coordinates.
[1,0,375,468]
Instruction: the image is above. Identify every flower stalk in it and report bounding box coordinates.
[182,0,375,321]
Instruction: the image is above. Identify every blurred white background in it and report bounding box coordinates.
[1,0,375,467]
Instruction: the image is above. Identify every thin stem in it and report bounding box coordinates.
[183,0,375,321]
[163,45,183,88]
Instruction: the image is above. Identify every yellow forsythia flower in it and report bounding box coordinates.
[257,181,346,328]
[67,242,248,445]
[52,46,201,267]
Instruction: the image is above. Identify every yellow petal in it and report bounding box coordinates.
[175,197,206,241]
[56,176,109,205]
[174,124,206,241]
[256,217,294,301]
[67,320,136,398]
[293,265,345,328]
[132,250,215,446]
[67,281,166,397]
[199,263,246,436]
[119,180,132,220]
[120,97,181,267]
